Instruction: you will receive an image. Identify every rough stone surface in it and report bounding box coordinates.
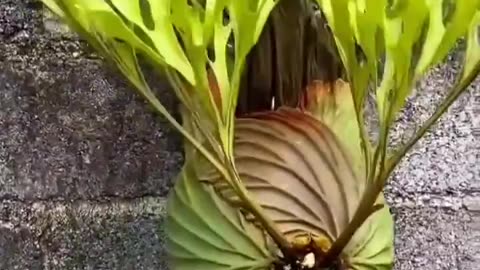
[387,55,480,196]
[392,206,472,270]
[0,0,183,201]
[0,198,167,270]
[1,1,479,270]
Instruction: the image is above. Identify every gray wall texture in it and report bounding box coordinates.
[0,1,479,269]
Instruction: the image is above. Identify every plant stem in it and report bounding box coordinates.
[320,62,480,266]
[317,177,385,266]
[388,62,480,175]
[319,98,393,265]
[228,163,296,261]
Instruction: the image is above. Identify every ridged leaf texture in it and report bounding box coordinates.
[166,163,276,270]
[201,108,394,269]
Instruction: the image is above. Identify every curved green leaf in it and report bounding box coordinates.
[343,197,394,270]
[166,163,276,270]
[388,7,480,173]
[109,0,195,84]
[462,8,480,82]
[45,0,291,258]
[42,0,65,17]
[201,108,394,269]
[301,79,394,269]
[377,1,429,127]
[42,0,279,152]
[41,0,233,180]
[301,79,369,180]
[316,0,480,148]
[415,0,477,77]
[313,3,480,229]
[310,4,479,268]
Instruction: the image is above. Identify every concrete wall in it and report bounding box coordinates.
[0,1,479,269]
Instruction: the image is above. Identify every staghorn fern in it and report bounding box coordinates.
[42,0,480,269]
